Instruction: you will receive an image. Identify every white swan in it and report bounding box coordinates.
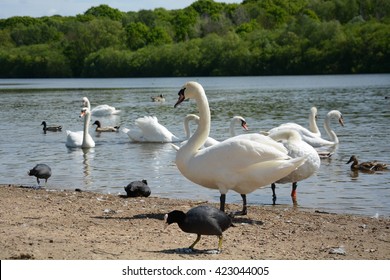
[301,110,344,147]
[180,114,219,148]
[122,116,180,143]
[273,107,321,137]
[66,107,95,148]
[174,81,307,215]
[82,97,120,116]
[181,114,248,148]
[267,128,321,205]
[267,110,344,148]
[228,116,249,137]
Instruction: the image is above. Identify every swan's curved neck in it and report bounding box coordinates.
[181,89,210,155]
[309,111,320,135]
[324,114,338,144]
[184,115,199,139]
[229,118,238,137]
[84,98,91,111]
[83,111,91,145]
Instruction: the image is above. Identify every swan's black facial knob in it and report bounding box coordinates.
[174,88,186,108]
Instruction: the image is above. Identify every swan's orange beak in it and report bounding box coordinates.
[80,110,86,118]
[241,121,249,131]
[174,88,186,108]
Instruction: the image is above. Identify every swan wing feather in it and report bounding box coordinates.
[66,130,83,147]
[135,116,179,142]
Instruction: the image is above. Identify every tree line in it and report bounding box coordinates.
[0,0,389,78]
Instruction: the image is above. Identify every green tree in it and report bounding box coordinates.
[0,16,39,29]
[84,4,124,21]
[170,8,199,41]
[0,0,389,77]
[0,44,71,77]
[125,22,149,50]
[0,29,14,47]
[10,23,61,46]
[63,18,123,76]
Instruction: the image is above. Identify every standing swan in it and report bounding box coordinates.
[174,81,307,215]
[66,107,95,148]
[268,129,321,205]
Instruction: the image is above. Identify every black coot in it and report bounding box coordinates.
[28,164,52,187]
[164,205,232,252]
[124,180,151,197]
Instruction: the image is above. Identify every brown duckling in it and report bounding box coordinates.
[346,155,388,171]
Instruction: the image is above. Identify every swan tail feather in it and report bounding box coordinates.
[243,155,309,189]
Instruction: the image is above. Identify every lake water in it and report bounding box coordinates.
[0,75,389,217]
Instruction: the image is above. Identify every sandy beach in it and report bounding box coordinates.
[0,184,389,260]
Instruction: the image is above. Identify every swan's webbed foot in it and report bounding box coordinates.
[228,207,248,217]
[229,194,247,216]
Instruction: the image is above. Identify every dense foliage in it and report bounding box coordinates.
[0,0,389,77]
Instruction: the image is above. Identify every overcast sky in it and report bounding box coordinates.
[0,0,242,19]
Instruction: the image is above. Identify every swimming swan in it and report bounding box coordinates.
[181,114,248,148]
[174,81,307,215]
[267,110,344,148]
[82,97,120,116]
[271,107,321,137]
[65,107,95,148]
[122,116,180,143]
[180,114,219,148]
